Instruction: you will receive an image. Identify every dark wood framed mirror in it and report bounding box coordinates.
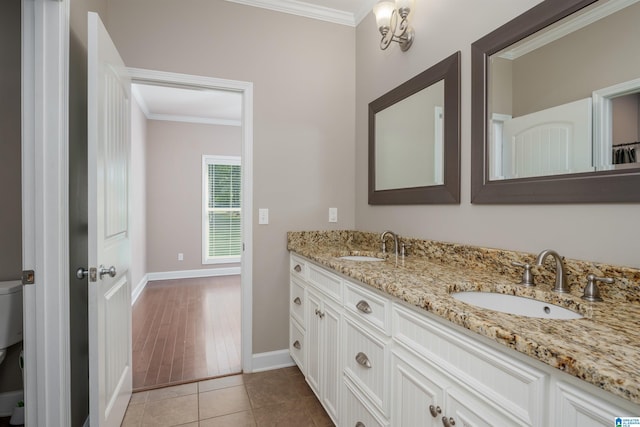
[369,51,460,205]
[471,0,640,203]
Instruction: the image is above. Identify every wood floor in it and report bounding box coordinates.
[132,275,241,391]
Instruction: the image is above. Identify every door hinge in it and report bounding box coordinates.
[22,270,35,285]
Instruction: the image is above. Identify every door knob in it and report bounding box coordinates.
[76,267,97,281]
[99,265,117,278]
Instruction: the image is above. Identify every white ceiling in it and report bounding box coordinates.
[132,0,373,125]
[132,84,243,126]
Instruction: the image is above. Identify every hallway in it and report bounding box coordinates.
[132,276,241,390]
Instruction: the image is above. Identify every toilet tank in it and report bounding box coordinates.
[0,280,23,348]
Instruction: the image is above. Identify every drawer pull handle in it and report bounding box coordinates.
[293,340,301,350]
[356,300,372,314]
[429,405,442,418]
[355,352,371,368]
[442,416,456,427]
[355,423,366,427]
[293,297,302,305]
[294,264,302,273]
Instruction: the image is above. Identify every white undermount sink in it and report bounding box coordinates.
[338,255,385,262]
[452,291,583,320]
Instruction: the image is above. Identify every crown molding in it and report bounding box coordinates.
[226,0,357,26]
[497,0,637,60]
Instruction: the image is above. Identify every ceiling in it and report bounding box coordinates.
[132,84,243,126]
[132,0,373,125]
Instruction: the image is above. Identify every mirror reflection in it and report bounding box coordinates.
[487,0,640,181]
[369,51,460,205]
[375,80,444,190]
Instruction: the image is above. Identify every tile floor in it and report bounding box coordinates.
[121,366,334,427]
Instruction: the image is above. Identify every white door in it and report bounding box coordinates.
[87,11,132,427]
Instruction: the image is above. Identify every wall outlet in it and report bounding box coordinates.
[258,208,269,225]
[329,207,338,223]
[178,253,184,261]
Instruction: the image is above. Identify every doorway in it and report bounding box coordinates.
[128,68,254,390]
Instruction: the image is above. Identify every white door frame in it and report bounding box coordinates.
[22,0,72,425]
[127,67,254,373]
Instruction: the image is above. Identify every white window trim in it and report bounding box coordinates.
[202,155,241,265]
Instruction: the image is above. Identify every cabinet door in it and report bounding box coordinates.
[392,351,444,427]
[321,298,341,423]
[306,289,322,397]
[444,386,522,427]
[553,380,634,427]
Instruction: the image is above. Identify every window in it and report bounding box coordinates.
[202,155,241,264]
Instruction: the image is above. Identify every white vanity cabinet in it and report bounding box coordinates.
[288,254,640,427]
[291,258,343,425]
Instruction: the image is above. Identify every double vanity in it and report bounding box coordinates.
[287,230,640,426]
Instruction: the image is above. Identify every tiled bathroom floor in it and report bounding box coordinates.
[121,366,334,427]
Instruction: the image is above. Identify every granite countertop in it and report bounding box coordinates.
[287,231,640,406]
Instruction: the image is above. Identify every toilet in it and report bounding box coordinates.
[0,280,23,366]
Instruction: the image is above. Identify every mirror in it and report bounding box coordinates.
[369,51,460,204]
[471,0,640,203]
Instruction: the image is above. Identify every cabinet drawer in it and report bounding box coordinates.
[308,263,342,302]
[290,255,307,279]
[290,278,305,325]
[289,318,305,372]
[344,281,390,335]
[393,303,546,426]
[343,378,389,427]
[343,317,389,415]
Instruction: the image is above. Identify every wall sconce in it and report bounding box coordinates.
[373,0,414,52]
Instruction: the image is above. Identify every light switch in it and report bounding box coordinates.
[178,253,184,261]
[329,207,338,223]
[259,208,269,225]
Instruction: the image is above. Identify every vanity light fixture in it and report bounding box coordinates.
[373,0,414,52]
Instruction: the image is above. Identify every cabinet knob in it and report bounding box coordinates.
[294,264,302,273]
[356,299,372,314]
[292,340,301,350]
[429,405,442,418]
[355,423,366,427]
[293,297,302,305]
[355,352,372,369]
[442,416,456,427]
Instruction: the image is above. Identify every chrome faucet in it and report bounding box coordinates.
[535,249,569,293]
[380,230,399,258]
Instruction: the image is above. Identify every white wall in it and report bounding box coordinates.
[355,0,640,268]
[106,0,357,353]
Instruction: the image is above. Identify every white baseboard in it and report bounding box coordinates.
[147,267,241,281]
[0,390,23,417]
[131,273,148,305]
[132,268,241,306]
[251,349,295,373]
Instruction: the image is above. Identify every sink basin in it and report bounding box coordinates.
[338,255,385,262]
[451,292,583,320]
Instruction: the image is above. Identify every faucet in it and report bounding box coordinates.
[380,230,399,258]
[535,249,569,293]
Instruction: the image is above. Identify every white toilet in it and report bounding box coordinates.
[0,280,23,366]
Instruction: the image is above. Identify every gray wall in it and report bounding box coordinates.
[0,0,22,282]
[145,120,241,273]
[106,0,356,355]
[0,0,23,397]
[131,99,148,290]
[69,0,108,425]
[355,0,640,268]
